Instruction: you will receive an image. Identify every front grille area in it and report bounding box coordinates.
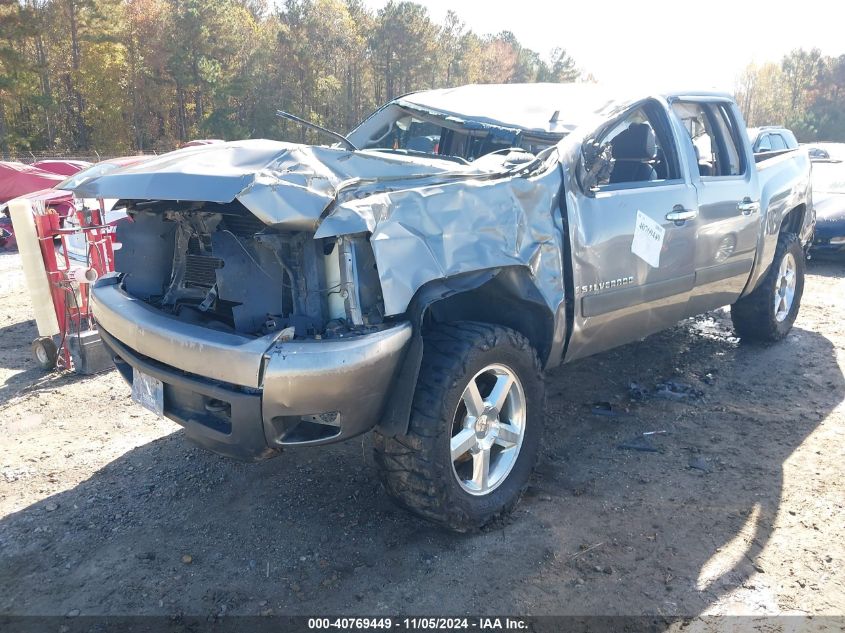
[184,254,223,288]
[223,214,267,237]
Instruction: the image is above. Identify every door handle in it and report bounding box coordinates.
[738,198,760,215]
[666,206,697,222]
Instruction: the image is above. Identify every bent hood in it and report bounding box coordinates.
[75,138,567,321]
[72,139,484,230]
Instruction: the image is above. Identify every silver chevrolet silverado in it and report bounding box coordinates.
[78,84,814,531]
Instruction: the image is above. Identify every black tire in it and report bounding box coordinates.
[374,322,544,532]
[731,232,805,341]
[32,337,58,371]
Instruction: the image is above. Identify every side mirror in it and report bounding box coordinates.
[578,139,614,195]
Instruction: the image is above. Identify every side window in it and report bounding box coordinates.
[756,134,773,152]
[593,103,680,188]
[671,101,746,177]
[711,104,744,175]
[770,134,787,151]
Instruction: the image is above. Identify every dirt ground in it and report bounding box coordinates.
[0,249,843,620]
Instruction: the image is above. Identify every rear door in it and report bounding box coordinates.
[669,99,760,313]
[563,99,698,362]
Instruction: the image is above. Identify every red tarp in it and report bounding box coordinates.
[32,159,91,176]
[0,162,66,204]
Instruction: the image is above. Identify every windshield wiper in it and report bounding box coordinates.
[276,110,358,151]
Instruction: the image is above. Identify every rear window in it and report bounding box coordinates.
[672,101,746,177]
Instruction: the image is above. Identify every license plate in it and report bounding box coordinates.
[132,369,164,416]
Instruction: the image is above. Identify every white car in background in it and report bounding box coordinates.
[57,156,150,261]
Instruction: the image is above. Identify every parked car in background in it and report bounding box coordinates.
[1,185,77,253]
[747,126,799,153]
[32,159,91,176]
[180,139,225,148]
[79,86,813,530]
[3,156,149,257]
[802,141,845,161]
[55,156,151,261]
[806,146,831,160]
[807,143,845,255]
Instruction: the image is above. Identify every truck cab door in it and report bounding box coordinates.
[669,100,761,314]
[563,99,698,362]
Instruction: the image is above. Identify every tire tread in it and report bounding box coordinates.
[731,232,804,341]
[374,322,543,531]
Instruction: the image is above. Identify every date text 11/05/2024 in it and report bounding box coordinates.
[307,617,529,630]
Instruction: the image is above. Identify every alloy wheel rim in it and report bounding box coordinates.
[450,363,526,496]
[774,252,797,322]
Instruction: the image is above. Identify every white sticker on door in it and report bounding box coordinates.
[631,210,665,268]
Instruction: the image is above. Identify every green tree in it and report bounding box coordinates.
[0,0,590,154]
[735,62,788,127]
[1,2,28,156]
[544,47,579,82]
[781,48,822,123]
[370,1,439,102]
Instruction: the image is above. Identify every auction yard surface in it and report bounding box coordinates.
[0,250,843,618]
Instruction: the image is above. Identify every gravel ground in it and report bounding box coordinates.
[0,250,843,618]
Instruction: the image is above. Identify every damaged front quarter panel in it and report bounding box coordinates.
[317,156,567,320]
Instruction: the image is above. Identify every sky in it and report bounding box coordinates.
[362,0,844,91]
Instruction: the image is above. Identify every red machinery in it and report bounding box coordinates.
[9,196,116,374]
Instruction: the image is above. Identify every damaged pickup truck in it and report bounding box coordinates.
[77,84,814,531]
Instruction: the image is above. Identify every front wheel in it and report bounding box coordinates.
[374,322,544,532]
[731,232,805,341]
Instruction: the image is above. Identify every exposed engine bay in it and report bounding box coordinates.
[115,202,384,339]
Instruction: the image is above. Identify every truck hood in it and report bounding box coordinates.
[72,139,486,231]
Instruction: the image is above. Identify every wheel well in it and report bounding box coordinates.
[780,204,805,235]
[424,269,554,365]
[376,267,556,437]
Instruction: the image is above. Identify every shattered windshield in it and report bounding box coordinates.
[353,106,561,162]
[363,114,443,154]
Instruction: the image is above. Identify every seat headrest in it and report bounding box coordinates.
[611,123,657,161]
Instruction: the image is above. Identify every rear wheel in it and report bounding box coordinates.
[32,337,58,371]
[374,322,544,532]
[731,232,805,341]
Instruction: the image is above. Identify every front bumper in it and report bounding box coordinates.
[93,279,412,461]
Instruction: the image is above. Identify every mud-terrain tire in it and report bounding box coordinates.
[374,322,544,532]
[731,232,805,341]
